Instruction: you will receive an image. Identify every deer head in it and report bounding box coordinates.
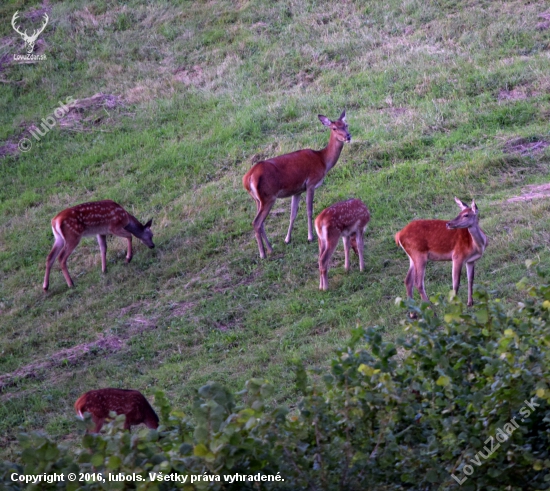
[446,197,479,230]
[12,11,49,54]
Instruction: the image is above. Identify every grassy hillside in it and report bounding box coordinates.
[1,0,550,459]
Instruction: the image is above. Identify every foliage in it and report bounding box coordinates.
[3,275,550,489]
[2,0,550,458]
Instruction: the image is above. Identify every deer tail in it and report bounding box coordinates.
[395,231,401,248]
[74,394,86,418]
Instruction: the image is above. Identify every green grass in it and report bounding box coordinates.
[1,0,550,460]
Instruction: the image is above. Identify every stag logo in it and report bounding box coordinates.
[11,11,48,55]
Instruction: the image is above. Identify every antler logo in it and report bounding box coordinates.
[12,11,49,54]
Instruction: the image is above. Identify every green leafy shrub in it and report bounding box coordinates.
[3,276,550,490]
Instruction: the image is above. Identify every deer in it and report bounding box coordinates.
[43,200,154,291]
[315,199,370,291]
[74,388,159,433]
[242,110,351,258]
[11,11,49,54]
[395,197,488,311]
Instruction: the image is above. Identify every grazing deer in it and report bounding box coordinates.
[243,111,351,258]
[43,200,154,291]
[75,388,159,433]
[315,199,370,290]
[395,197,488,308]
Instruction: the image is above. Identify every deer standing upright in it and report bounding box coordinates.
[43,200,154,291]
[243,111,351,258]
[315,199,370,291]
[74,388,159,433]
[395,197,487,308]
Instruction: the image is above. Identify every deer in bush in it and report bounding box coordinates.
[315,199,370,291]
[43,200,154,291]
[243,111,351,258]
[395,197,487,308]
[74,388,159,433]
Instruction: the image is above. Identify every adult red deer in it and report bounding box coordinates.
[395,197,487,308]
[43,200,154,291]
[243,111,351,258]
[74,388,159,433]
[315,199,370,290]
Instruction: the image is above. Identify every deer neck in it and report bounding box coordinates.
[320,133,345,171]
[124,215,142,238]
[468,221,487,253]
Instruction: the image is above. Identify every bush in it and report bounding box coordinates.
[3,274,550,490]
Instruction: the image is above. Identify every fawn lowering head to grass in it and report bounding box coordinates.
[315,199,370,291]
[395,197,488,308]
[243,110,351,259]
[74,388,159,433]
[43,200,154,291]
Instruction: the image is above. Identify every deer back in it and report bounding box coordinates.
[396,220,473,257]
[315,199,370,235]
[55,200,129,237]
[245,149,328,199]
[75,388,159,428]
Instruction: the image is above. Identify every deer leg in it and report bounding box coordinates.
[350,234,359,256]
[110,225,133,263]
[251,195,272,252]
[355,232,365,271]
[260,223,272,254]
[319,231,339,291]
[466,262,475,306]
[97,234,108,272]
[92,416,105,434]
[285,195,301,244]
[403,255,415,301]
[403,257,419,319]
[43,235,65,291]
[58,238,80,288]
[252,199,275,259]
[342,236,351,271]
[305,187,316,242]
[125,237,133,263]
[317,235,325,290]
[451,258,463,297]
[414,256,429,303]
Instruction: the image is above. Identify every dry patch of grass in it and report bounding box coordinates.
[0,92,126,158]
[503,137,550,156]
[124,56,243,104]
[507,183,550,203]
[498,86,539,101]
[173,65,204,86]
[0,337,123,391]
[167,301,196,318]
[536,12,550,30]
[58,92,126,131]
[0,142,18,157]
[0,312,158,391]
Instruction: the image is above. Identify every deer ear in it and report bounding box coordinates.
[144,219,153,228]
[339,110,346,122]
[318,115,331,127]
[471,201,478,213]
[454,197,468,210]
